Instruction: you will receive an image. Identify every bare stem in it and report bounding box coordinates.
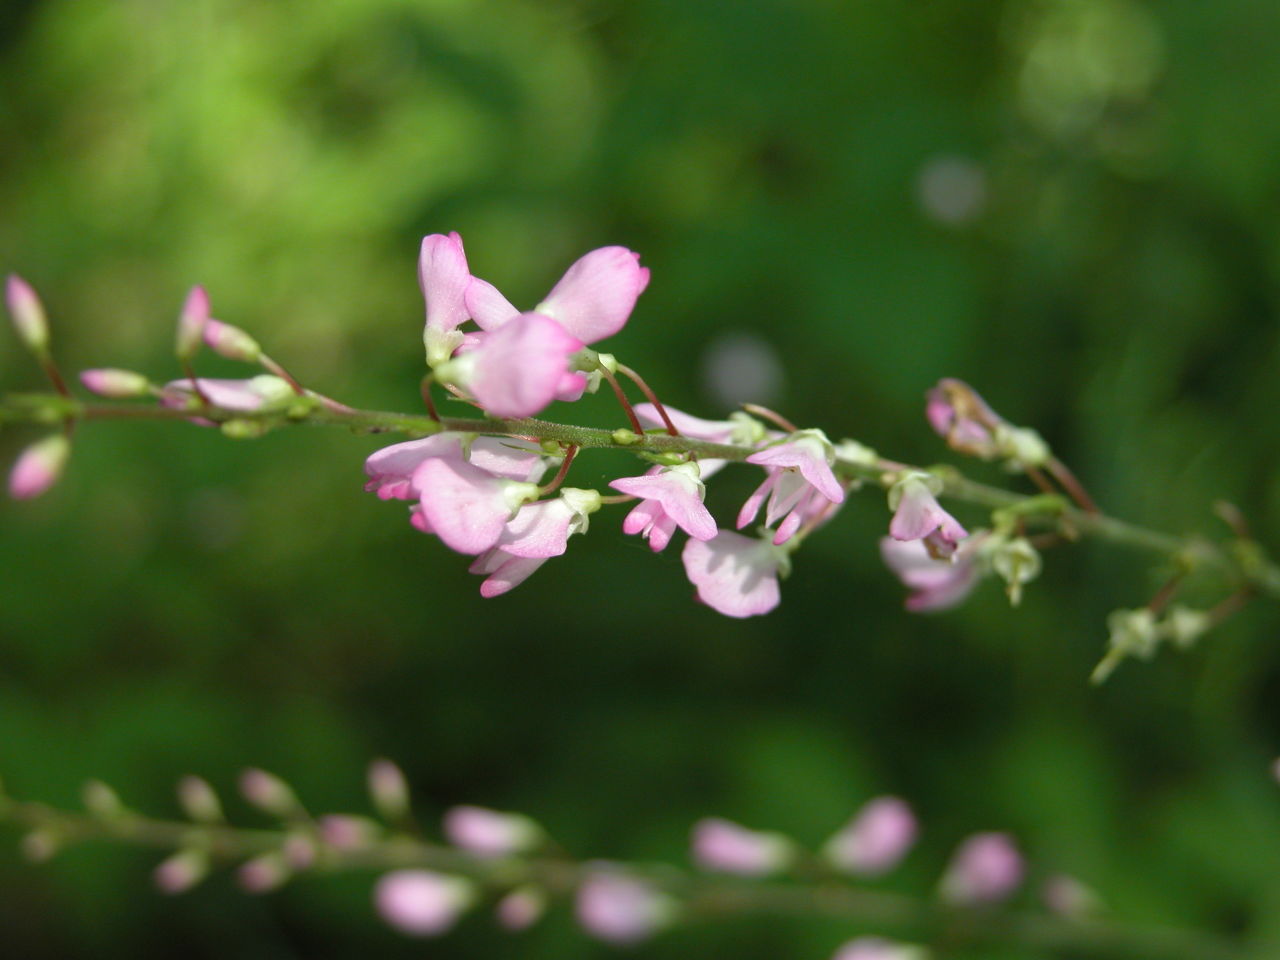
[615,363,679,436]
[597,365,644,434]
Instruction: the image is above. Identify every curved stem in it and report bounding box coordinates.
[615,363,678,436]
[0,796,1247,960]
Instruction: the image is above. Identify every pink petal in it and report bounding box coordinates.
[826,797,917,876]
[468,437,547,482]
[472,552,547,597]
[470,313,584,418]
[536,247,649,344]
[746,441,844,504]
[364,434,466,500]
[633,404,736,443]
[608,469,716,542]
[414,458,531,555]
[418,233,470,335]
[682,531,782,618]
[465,276,520,330]
[492,500,576,559]
[374,870,471,937]
[735,472,778,530]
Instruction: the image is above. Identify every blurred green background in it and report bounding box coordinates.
[3,0,1280,957]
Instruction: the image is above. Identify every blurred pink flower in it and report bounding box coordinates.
[443,805,541,857]
[887,472,967,558]
[824,796,917,876]
[575,870,671,944]
[374,870,473,937]
[940,832,1024,905]
[691,817,793,876]
[880,535,985,612]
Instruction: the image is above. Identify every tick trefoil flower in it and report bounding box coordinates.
[5,274,50,355]
[153,848,210,895]
[443,805,543,857]
[575,870,674,944]
[833,938,930,960]
[374,870,475,937]
[468,487,601,597]
[202,319,262,363]
[690,818,794,876]
[823,796,917,877]
[238,768,300,819]
[634,403,768,447]
[887,471,967,558]
[880,534,986,612]
[159,376,295,413]
[364,435,547,502]
[940,832,1024,905]
[738,429,845,545]
[368,758,410,823]
[611,462,717,547]
[496,886,547,931]
[414,456,542,555]
[8,434,71,500]
[682,530,790,618]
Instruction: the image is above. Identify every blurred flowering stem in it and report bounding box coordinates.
[0,794,1247,960]
[2,390,1277,600]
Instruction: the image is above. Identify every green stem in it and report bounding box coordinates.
[2,392,1277,598]
[0,796,1249,960]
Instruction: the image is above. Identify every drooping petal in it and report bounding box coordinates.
[609,464,716,542]
[746,431,844,504]
[468,312,584,418]
[414,457,537,555]
[364,434,466,500]
[469,550,548,597]
[621,499,678,552]
[682,531,783,618]
[464,276,520,330]
[880,537,982,612]
[535,246,649,344]
[888,476,967,551]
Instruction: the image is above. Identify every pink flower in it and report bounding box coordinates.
[174,285,210,361]
[468,488,600,597]
[8,434,70,500]
[940,832,1024,905]
[364,435,546,501]
[465,312,585,419]
[634,402,768,449]
[926,378,1002,458]
[611,462,717,548]
[738,430,845,545]
[80,368,151,398]
[5,273,49,353]
[690,818,793,876]
[420,232,472,368]
[575,870,671,944]
[443,805,542,857]
[374,870,474,937]
[496,886,546,931]
[887,472,967,558]
[414,456,541,555]
[823,796,917,876]
[159,376,294,413]
[880,534,985,612]
[153,849,209,894]
[682,530,788,618]
[468,246,649,345]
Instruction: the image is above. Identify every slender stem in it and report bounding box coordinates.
[180,361,211,407]
[419,375,439,422]
[3,392,1278,599]
[39,356,70,399]
[538,445,578,496]
[1025,465,1058,498]
[258,355,307,396]
[742,403,798,433]
[597,366,644,434]
[615,363,678,436]
[1048,456,1100,514]
[0,797,1246,960]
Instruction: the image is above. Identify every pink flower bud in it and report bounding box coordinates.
[238,852,290,893]
[690,818,793,876]
[81,780,123,818]
[824,796,917,877]
[175,285,210,360]
[374,870,474,937]
[202,319,262,363]
[318,814,380,850]
[177,775,224,823]
[940,832,1024,905]
[154,849,209,894]
[575,870,672,944]
[368,758,410,822]
[496,886,546,931]
[238,768,298,818]
[79,367,152,398]
[1041,873,1100,917]
[282,831,316,870]
[833,936,928,960]
[443,805,542,857]
[6,274,49,354]
[9,434,70,500]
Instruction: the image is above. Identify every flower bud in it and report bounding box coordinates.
[1092,607,1160,683]
[1161,605,1211,650]
[443,805,543,857]
[368,758,410,822]
[238,852,290,893]
[990,536,1042,607]
[496,885,546,931]
[833,937,931,960]
[175,285,210,361]
[575,870,674,944]
[318,814,380,850]
[6,274,49,355]
[940,832,1023,905]
[1041,873,1101,917]
[81,780,123,819]
[690,817,794,876]
[282,831,316,870]
[154,848,210,894]
[9,434,71,500]
[203,319,262,363]
[79,368,153,398]
[374,870,474,936]
[177,775,224,823]
[823,796,917,877]
[20,828,59,862]
[238,768,300,819]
